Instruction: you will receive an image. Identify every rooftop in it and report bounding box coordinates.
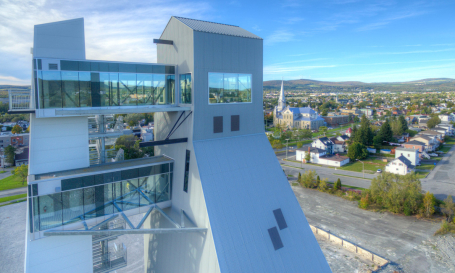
[395,147,418,152]
[172,16,262,40]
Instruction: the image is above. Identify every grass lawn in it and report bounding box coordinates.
[416,164,435,170]
[339,159,387,173]
[431,157,443,161]
[332,173,372,180]
[0,175,26,191]
[445,137,455,145]
[0,193,27,203]
[440,145,453,153]
[415,171,428,179]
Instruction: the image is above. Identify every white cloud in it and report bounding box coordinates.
[264,29,296,46]
[0,0,211,84]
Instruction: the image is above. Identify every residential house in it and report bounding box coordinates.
[402,140,426,154]
[0,133,30,148]
[385,156,415,175]
[312,137,334,154]
[418,130,444,142]
[410,135,437,151]
[15,147,29,166]
[437,124,454,136]
[345,127,353,137]
[330,135,349,153]
[439,114,454,123]
[395,147,420,166]
[296,147,349,167]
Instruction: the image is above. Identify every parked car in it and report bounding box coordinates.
[377,169,382,173]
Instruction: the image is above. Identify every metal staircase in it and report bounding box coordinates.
[92,217,127,273]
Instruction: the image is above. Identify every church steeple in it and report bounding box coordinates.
[277,79,286,111]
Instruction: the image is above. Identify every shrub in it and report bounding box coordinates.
[335,178,342,190]
[423,192,436,218]
[300,169,316,188]
[318,178,328,192]
[297,142,303,148]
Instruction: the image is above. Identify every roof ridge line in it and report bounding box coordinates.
[173,16,239,27]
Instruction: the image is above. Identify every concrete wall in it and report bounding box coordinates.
[310,224,388,267]
[25,235,92,273]
[28,115,89,175]
[34,18,86,60]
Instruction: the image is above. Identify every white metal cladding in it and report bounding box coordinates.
[172,17,262,40]
[193,134,332,273]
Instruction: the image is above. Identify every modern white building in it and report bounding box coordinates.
[296,147,349,167]
[14,17,331,273]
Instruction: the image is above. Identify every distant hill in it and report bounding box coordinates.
[263,78,455,92]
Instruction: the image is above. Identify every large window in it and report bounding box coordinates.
[34,60,175,109]
[30,165,173,232]
[180,74,192,104]
[208,73,251,104]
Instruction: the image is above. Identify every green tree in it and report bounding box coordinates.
[359,193,370,209]
[316,176,320,187]
[319,126,328,136]
[347,142,368,160]
[335,178,342,190]
[115,135,137,148]
[378,120,393,143]
[441,196,455,222]
[427,116,441,129]
[298,172,302,183]
[423,192,436,217]
[11,125,22,134]
[304,151,311,163]
[124,113,144,127]
[300,169,316,188]
[12,164,28,185]
[4,145,16,165]
[398,115,408,132]
[318,178,328,192]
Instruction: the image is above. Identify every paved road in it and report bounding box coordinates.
[0,187,27,198]
[421,144,455,200]
[0,202,26,273]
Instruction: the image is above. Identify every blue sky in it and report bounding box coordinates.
[1,0,454,85]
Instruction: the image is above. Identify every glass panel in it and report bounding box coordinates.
[183,150,190,192]
[153,74,166,105]
[33,197,40,232]
[156,173,170,203]
[38,193,63,231]
[208,73,252,104]
[180,74,191,104]
[41,71,62,108]
[120,179,140,211]
[110,73,119,106]
[112,181,123,213]
[139,176,156,205]
[119,73,137,106]
[137,74,153,105]
[209,73,224,103]
[83,187,96,218]
[79,72,91,107]
[61,71,79,108]
[166,75,175,105]
[99,73,110,107]
[238,74,252,102]
[38,71,44,108]
[62,189,83,224]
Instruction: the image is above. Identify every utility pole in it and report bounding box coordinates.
[356,159,365,178]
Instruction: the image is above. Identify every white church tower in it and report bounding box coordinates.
[277,79,286,111]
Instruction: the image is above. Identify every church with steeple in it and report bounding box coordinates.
[273,80,325,130]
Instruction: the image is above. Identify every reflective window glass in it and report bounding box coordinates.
[61,71,79,108]
[208,73,252,104]
[83,187,96,218]
[119,73,137,106]
[209,73,224,103]
[79,72,92,107]
[180,74,192,104]
[120,179,140,211]
[62,189,83,224]
[153,74,166,105]
[166,75,175,105]
[109,73,119,106]
[137,74,153,105]
[38,193,63,231]
[156,174,170,203]
[42,71,62,108]
[99,73,110,107]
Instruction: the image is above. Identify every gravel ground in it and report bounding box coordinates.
[292,185,455,273]
[315,234,377,273]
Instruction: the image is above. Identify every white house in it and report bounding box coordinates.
[395,147,420,166]
[312,137,334,154]
[296,147,349,167]
[329,135,349,153]
[385,156,415,175]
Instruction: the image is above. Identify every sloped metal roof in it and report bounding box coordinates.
[193,134,331,273]
[173,16,262,40]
